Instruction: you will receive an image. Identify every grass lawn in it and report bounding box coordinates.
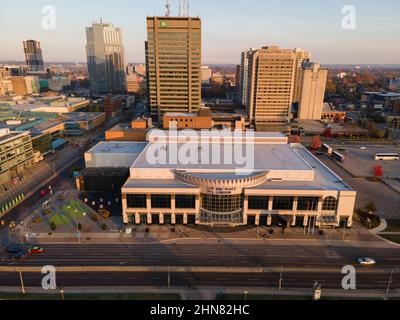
[380,234,400,244]
[62,205,84,219]
[384,220,400,233]
[49,214,70,226]
[0,292,181,300]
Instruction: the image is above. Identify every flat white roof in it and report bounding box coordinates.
[131,143,311,172]
[87,141,148,155]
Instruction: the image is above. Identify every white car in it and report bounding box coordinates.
[359,146,367,150]
[357,258,376,266]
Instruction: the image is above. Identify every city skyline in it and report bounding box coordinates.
[0,0,399,64]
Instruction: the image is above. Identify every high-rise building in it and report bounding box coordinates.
[86,22,126,95]
[201,66,212,86]
[247,46,296,132]
[146,16,202,121]
[239,48,256,108]
[292,48,311,103]
[23,40,45,72]
[298,62,328,120]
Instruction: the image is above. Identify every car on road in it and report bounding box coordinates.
[9,221,16,229]
[40,188,50,197]
[357,258,376,266]
[12,251,28,261]
[359,146,367,150]
[27,246,44,255]
[6,246,22,254]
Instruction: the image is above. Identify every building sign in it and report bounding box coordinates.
[207,187,237,195]
[160,21,167,28]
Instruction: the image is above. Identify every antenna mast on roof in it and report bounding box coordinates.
[165,0,171,17]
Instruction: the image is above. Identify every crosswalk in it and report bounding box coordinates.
[0,240,12,253]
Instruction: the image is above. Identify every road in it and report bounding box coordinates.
[0,241,399,290]
[0,270,397,291]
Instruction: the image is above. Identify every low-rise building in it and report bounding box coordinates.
[0,129,34,184]
[105,117,152,142]
[321,103,346,123]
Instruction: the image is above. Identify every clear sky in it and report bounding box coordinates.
[0,0,399,64]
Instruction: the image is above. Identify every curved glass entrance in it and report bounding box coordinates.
[200,194,243,224]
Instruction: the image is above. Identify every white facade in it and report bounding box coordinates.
[121,131,356,228]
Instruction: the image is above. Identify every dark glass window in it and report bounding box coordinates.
[127,194,147,209]
[297,197,319,211]
[322,197,338,211]
[151,195,172,209]
[273,197,294,211]
[175,195,196,209]
[202,194,242,213]
[248,196,269,210]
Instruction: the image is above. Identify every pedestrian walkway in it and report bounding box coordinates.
[370,219,388,234]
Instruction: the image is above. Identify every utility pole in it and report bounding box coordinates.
[278,266,283,291]
[19,270,26,295]
[386,269,394,295]
[168,265,171,289]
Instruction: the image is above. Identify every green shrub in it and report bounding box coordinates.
[50,222,56,231]
[90,214,100,222]
[33,216,43,224]
[101,223,107,231]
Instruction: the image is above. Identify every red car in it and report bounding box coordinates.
[27,246,44,255]
[40,189,50,197]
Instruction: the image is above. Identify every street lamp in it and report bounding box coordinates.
[244,291,248,301]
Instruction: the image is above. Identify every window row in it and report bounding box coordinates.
[126,194,196,209]
[247,196,337,212]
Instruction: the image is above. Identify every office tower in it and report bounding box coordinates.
[298,62,328,120]
[247,46,296,132]
[86,21,126,95]
[146,16,202,121]
[239,48,256,108]
[201,66,212,86]
[23,40,45,72]
[292,48,311,103]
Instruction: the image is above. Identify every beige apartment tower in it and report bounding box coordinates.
[146,17,202,121]
[298,62,328,120]
[293,48,311,103]
[248,46,296,132]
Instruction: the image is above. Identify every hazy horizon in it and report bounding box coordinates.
[1,0,399,65]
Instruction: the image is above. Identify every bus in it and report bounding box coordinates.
[321,143,333,155]
[333,151,346,163]
[375,153,400,161]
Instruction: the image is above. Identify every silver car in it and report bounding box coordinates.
[357,258,376,266]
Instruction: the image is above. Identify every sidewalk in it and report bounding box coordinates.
[0,285,398,300]
[11,222,393,247]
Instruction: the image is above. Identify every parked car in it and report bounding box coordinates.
[357,258,376,266]
[7,246,22,254]
[40,189,50,197]
[12,251,28,261]
[9,221,16,229]
[27,246,44,255]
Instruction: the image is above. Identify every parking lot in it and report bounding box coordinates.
[336,145,400,179]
